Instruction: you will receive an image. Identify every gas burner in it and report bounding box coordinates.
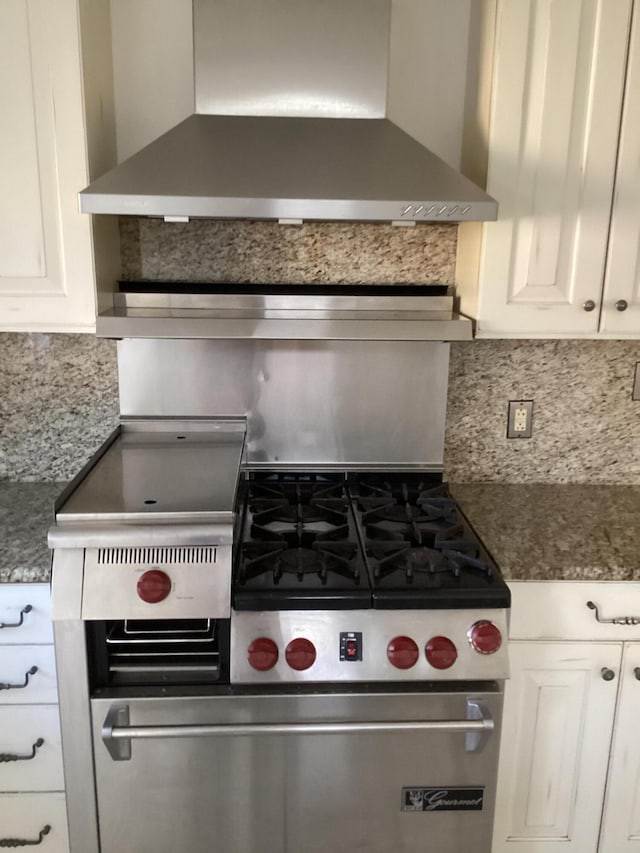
[366,503,423,523]
[250,498,348,527]
[354,476,442,506]
[237,541,362,587]
[366,541,452,581]
[249,522,350,548]
[249,477,345,505]
[279,547,323,575]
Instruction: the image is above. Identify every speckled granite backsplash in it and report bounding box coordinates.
[446,339,640,484]
[119,218,457,284]
[0,334,118,481]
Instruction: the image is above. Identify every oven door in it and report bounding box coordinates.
[91,688,502,853]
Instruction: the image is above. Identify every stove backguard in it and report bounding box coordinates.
[117,339,450,469]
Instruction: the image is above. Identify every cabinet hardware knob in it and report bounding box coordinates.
[615,299,628,312]
[0,825,50,847]
[0,738,44,763]
[601,667,616,681]
[586,600,640,625]
[634,668,640,681]
[583,300,596,312]
[0,665,37,691]
[0,604,32,630]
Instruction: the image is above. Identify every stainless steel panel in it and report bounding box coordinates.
[194,0,389,118]
[50,550,84,622]
[81,547,232,621]
[97,290,474,340]
[54,621,100,853]
[91,690,502,853]
[79,115,498,222]
[117,339,450,467]
[231,609,510,684]
[56,418,245,523]
[114,291,458,314]
[97,312,473,341]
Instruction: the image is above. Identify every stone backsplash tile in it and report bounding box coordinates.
[0,334,119,481]
[445,339,640,484]
[120,218,457,284]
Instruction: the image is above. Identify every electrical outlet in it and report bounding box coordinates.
[507,400,534,439]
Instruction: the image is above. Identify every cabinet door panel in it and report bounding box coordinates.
[601,3,640,336]
[599,645,640,851]
[0,0,96,331]
[493,642,620,852]
[477,0,632,337]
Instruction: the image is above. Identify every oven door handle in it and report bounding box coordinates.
[101,698,493,761]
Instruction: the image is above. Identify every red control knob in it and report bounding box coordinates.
[247,638,279,672]
[136,569,172,603]
[469,620,502,655]
[387,636,419,670]
[425,636,458,670]
[285,638,317,671]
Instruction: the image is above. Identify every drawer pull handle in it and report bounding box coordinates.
[0,666,38,691]
[0,738,44,763]
[586,601,640,626]
[0,605,32,630]
[0,825,50,847]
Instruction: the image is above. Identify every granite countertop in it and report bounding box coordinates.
[452,483,640,582]
[3,481,640,584]
[0,482,61,582]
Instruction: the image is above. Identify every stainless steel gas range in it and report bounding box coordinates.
[49,294,509,853]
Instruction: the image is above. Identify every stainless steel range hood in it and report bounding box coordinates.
[80,0,497,225]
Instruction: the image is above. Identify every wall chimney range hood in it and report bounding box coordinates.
[80,0,497,225]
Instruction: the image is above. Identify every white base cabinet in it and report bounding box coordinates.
[0,584,68,852]
[599,644,640,851]
[494,582,640,852]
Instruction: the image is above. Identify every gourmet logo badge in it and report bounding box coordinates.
[401,787,484,812]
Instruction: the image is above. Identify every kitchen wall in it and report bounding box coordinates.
[2,220,640,484]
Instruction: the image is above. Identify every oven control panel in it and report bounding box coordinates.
[231,609,509,684]
[339,632,362,662]
[81,547,232,620]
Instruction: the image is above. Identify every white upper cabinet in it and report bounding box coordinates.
[458,0,639,338]
[0,0,118,333]
[601,6,640,336]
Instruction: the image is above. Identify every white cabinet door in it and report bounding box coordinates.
[474,0,632,338]
[493,641,620,852]
[600,3,640,337]
[0,0,96,332]
[599,644,640,851]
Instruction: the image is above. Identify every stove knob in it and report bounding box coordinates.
[468,620,503,654]
[136,569,172,604]
[285,638,317,671]
[247,638,279,672]
[387,636,419,670]
[425,636,458,670]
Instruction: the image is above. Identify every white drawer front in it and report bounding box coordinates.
[509,581,640,641]
[0,584,52,644]
[0,792,68,852]
[0,645,57,704]
[0,705,63,792]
